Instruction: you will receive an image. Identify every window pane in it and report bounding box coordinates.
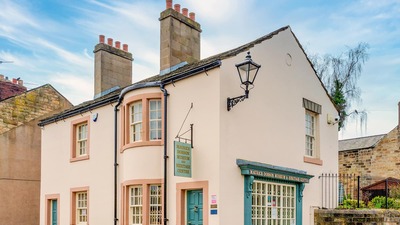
[76,123,88,157]
[76,192,88,223]
[149,185,162,225]
[305,111,316,157]
[130,186,143,225]
[131,102,142,142]
[252,181,296,225]
[149,100,162,140]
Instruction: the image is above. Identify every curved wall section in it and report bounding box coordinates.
[120,145,163,181]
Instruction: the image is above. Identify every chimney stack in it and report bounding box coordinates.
[93,35,133,98]
[159,0,201,73]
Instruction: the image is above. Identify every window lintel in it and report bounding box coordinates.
[303,98,321,114]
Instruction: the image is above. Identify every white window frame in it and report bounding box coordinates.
[149,185,162,225]
[130,186,143,225]
[76,123,88,157]
[252,181,296,225]
[149,100,162,141]
[131,102,143,142]
[128,184,162,225]
[305,110,316,157]
[76,192,88,225]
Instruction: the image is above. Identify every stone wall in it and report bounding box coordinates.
[339,127,400,185]
[370,127,400,181]
[315,209,400,225]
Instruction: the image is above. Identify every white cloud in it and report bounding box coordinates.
[50,73,93,104]
[0,0,39,28]
[185,0,252,23]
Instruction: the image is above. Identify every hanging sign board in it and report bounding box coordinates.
[174,141,192,177]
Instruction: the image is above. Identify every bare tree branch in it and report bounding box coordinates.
[308,42,369,130]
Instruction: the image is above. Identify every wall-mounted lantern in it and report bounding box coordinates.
[227,52,261,111]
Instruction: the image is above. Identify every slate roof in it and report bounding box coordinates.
[338,134,386,151]
[40,25,336,125]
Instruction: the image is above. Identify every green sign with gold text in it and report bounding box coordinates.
[174,141,192,177]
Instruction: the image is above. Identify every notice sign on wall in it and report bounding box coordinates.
[174,141,192,177]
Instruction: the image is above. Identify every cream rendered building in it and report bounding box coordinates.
[39,2,338,225]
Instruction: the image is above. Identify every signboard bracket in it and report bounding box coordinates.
[175,103,194,148]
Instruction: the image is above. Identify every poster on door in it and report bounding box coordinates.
[271,197,277,219]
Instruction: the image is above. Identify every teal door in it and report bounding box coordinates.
[51,199,57,225]
[187,190,203,225]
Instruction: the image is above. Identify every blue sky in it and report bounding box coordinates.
[0,0,399,139]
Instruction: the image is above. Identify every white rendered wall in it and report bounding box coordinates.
[218,28,338,225]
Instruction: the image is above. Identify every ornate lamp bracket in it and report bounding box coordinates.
[227,94,247,111]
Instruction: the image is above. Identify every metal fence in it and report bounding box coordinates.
[318,174,396,209]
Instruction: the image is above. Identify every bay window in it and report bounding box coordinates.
[123,93,163,150]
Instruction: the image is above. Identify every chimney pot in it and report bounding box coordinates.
[18,80,23,86]
[182,8,188,17]
[115,41,121,49]
[174,4,181,13]
[12,78,17,84]
[189,12,195,21]
[107,38,113,46]
[99,35,105,43]
[166,0,172,9]
[123,44,128,52]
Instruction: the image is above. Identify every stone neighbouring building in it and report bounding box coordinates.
[339,102,400,186]
[0,84,72,225]
[0,75,27,100]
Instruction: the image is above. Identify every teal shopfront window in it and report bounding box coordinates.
[237,159,313,225]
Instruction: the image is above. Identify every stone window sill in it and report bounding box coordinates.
[304,156,323,166]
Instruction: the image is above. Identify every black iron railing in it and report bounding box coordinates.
[319,174,359,208]
[318,174,400,209]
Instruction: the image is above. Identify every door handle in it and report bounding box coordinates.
[194,205,198,212]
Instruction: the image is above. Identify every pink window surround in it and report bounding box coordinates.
[70,115,90,162]
[70,186,90,225]
[121,179,164,225]
[176,181,209,225]
[45,194,60,225]
[120,93,163,152]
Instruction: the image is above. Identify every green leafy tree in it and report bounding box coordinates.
[309,43,369,129]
